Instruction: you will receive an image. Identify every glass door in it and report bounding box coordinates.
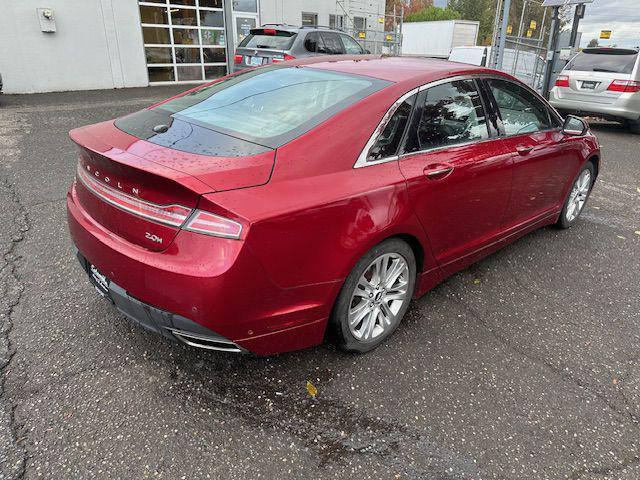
[232,0,259,46]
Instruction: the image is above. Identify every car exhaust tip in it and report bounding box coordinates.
[167,328,246,354]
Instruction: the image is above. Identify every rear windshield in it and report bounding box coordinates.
[566,50,638,74]
[149,66,390,148]
[238,32,296,50]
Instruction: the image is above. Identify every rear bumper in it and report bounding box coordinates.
[76,250,246,353]
[67,182,339,355]
[550,88,640,122]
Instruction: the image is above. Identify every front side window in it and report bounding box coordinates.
[341,34,363,54]
[138,67,390,147]
[405,79,489,153]
[487,78,553,135]
[367,94,416,161]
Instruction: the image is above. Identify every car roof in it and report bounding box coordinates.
[286,55,501,86]
[254,24,348,34]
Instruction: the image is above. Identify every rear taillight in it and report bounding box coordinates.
[234,54,243,65]
[183,210,243,239]
[77,165,191,227]
[555,75,570,88]
[263,28,277,35]
[77,165,243,240]
[607,79,640,93]
[272,54,296,63]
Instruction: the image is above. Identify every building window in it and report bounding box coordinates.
[329,14,344,30]
[353,16,366,32]
[139,0,227,84]
[302,12,318,27]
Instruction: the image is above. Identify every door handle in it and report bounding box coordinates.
[516,145,534,155]
[423,165,454,180]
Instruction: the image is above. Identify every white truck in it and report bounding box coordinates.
[401,20,480,59]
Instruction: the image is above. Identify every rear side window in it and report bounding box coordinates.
[367,94,416,161]
[405,80,489,153]
[566,49,638,74]
[238,31,296,50]
[487,79,553,135]
[319,33,344,55]
[150,67,390,147]
[340,34,363,54]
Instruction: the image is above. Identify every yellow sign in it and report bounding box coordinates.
[526,29,533,38]
[506,25,513,34]
[378,16,384,24]
[386,34,393,41]
[358,31,366,38]
[600,30,612,39]
[530,20,537,30]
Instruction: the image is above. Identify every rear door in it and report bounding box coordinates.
[557,48,639,106]
[483,77,582,225]
[398,78,513,273]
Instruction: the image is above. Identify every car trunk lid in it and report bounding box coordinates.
[70,120,275,251]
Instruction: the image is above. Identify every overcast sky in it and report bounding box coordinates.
[576,0,640,48]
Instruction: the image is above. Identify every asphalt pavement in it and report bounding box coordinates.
[0,87,639,480]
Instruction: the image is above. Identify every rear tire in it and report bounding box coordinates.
[556,162,595,229]
[628,120,640,134]
[330,239,416,353]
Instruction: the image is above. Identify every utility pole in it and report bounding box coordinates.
[541,5,560,99]
[569,3,585,47]
[496,0,512,70]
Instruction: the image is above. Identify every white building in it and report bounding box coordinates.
[0,0,386,94]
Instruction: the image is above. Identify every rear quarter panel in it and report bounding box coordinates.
[207,85,439,289]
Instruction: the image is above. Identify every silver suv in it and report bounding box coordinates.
[550,47,640,133]
[233,25,366,73]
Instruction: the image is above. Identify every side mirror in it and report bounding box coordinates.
[562,115,588,136]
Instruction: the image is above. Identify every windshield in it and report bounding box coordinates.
[566,50,638,74]
[152,66,390,147]
[239,33,296,50]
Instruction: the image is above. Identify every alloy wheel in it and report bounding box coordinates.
[347,253,410,342]
[565,169,592,222]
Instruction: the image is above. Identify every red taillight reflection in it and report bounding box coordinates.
[555,75,570,88]
[77,165,192,227]
[183,210,243,239]
[607,80,640,93]
[234,54,243,64]
[272,54,296,63]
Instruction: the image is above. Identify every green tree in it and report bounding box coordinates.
[405,6,461,22]
[587,38,599,47]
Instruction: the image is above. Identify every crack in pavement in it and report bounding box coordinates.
[0,177,29,480]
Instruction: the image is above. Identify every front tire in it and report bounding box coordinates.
[330,239,416,353]
[556,163,595,229]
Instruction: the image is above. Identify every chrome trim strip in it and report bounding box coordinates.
[77,165,192,228]
[353,73,563,168]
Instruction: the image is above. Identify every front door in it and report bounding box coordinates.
[398,79,513,275]
[483,78,582,226]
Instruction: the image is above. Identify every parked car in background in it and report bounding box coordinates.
[67,56,600,356]
[550,47,640,133]
[233,24,366,72]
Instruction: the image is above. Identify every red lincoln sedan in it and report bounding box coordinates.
[67,56,600,356]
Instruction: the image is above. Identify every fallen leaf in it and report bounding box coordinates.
[635,231,640,236]
[617,235,626,240]
[637,187,640,194]
[613,378,618,385]
[592,206,600,210]
[473,278,481,285]
[306,380,318,398]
